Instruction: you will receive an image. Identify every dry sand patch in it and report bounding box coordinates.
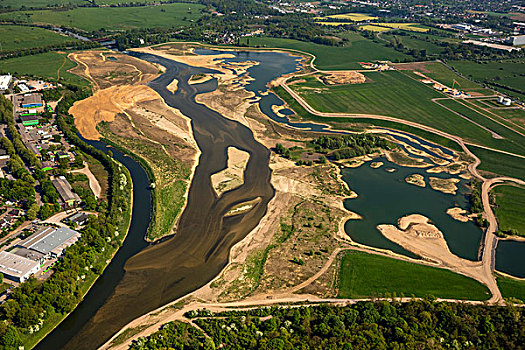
[210,147,250,197]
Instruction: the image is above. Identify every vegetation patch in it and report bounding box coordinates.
[493,184,525,236]
[338,251,490,300]
[497,275,525,303]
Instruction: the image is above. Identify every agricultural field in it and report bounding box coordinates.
[450,60,525,100]
[338,251,490,300]
[469,145,525,179]
[289,70,525,153]
[374,23,430,32]
[358,25,391,32]
[239,35,411,70]
[0,3,204,31]
[0,51,88,87]
[493,185,525,236]
[317,22,356,26]
[319,13,377,22]
[497,275,525,302]
[0,25,77,52]
[395,61,489,94]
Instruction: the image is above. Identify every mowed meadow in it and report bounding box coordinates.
[338,251,490,300]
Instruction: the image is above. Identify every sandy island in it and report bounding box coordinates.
[429,177,460,195]
[166,78,178,93]
[405,174,426,187]
[447,207,473,222]
[370,161,383,169]
[210,147,250,197]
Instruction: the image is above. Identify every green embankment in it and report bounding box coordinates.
[0,51,88,87]
[1,3,204,31]
[338,251,491,300]
[497,275,525,302]
[493,185,525,236]
[0,25,77,52]
[239,35,411,70]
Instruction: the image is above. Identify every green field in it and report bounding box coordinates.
[381,33,444,55]
[497,275,525,302]
[0,0,164,8]
[0,51,88,87]
[338,251,490,300]
[1,3,204,31]
[239,35,412,70]
[450,60,525,99]
[469,145,525,179]
[493,185,525,235]
[0,25,77,52]
[404,61,489,93]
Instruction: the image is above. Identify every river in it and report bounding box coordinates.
[37,48,525,349]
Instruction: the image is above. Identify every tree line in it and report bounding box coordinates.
[132,299,524,349]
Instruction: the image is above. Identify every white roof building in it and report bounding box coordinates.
[0,74,12,91]
[0,251,40,282]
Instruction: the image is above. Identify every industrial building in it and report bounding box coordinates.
[507,35,525,46]
[0,74,12,92]
[20,94,43,109]
[20,115,40,127]
[18,226,80,259]
[0,251,40,283]
[52,176,81,207]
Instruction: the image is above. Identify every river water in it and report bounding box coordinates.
[37,48,525,349]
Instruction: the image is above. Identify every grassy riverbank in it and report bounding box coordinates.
[99,123,190,241]
[338,251,490,300]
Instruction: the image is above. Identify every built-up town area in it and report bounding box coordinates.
[0,74,95,294]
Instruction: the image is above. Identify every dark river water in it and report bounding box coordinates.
[37,48,525,349]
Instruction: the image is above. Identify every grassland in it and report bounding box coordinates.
[0,51,88,87]
[0,25,77,52]
[0,0,163,7]
[1,3,204,31]
[496,275,525,302]
[469,145,525,179]
[239,35,411,70]
[338,251,490,300]
[450,60,525,100]
[381,34,444,55]
[493,185,525,235]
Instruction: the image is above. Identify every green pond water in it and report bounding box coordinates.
[342,157,483,261]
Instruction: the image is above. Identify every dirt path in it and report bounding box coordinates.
[71,161,102,198]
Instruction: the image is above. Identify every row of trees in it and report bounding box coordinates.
[132,300,524,349]
[310,134,394,160]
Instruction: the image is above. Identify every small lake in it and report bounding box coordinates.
[341,157,483,261]
[495,240,525,278]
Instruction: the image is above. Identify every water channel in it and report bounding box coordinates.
[38,48,524,349]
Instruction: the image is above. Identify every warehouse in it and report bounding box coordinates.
[18,226,80,259]
[0,251,40,283]
[20,94,43,109]
[52,176,81,207]
[20,115,39,127]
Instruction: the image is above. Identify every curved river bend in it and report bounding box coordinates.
[38,48,525,349]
